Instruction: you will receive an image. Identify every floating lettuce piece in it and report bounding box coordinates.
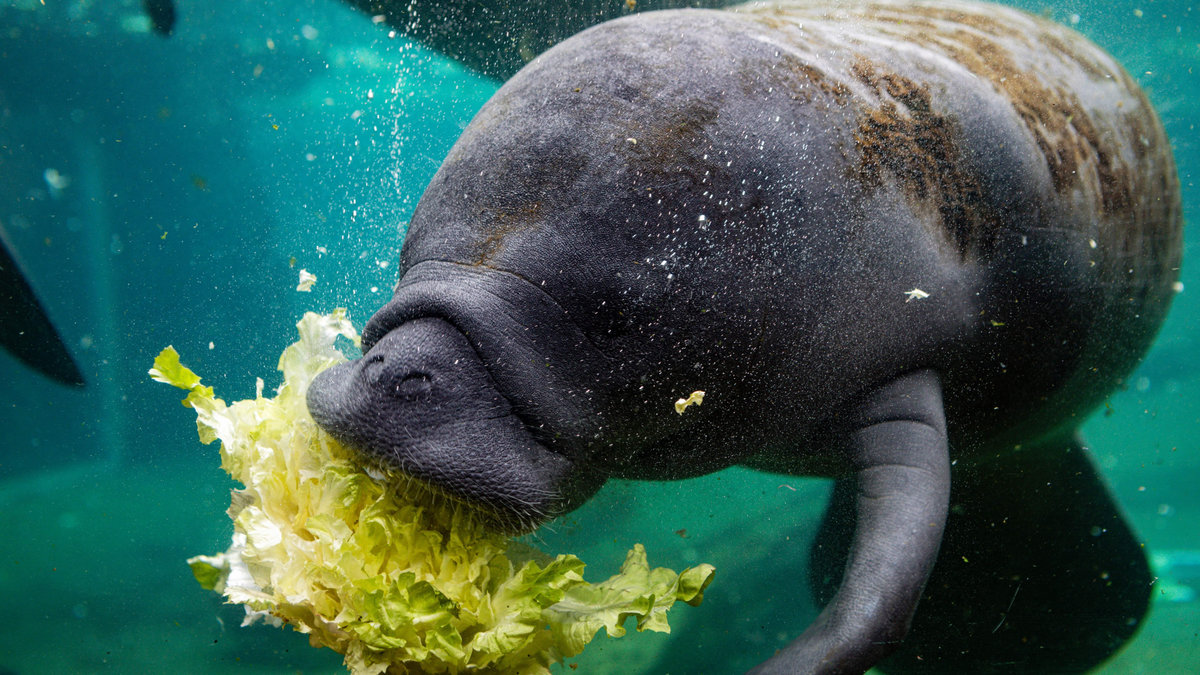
[151,310,714,675]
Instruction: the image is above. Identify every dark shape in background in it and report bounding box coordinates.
[345,0,730,80]
[138,0,735,80]
[144,0,176,36]
[0,225,84,386]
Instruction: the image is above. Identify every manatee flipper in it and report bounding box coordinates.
[811,433,1152,674]
[750,370,951,675]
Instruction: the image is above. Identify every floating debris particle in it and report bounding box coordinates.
[297,269,317,292]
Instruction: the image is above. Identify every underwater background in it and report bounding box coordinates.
[0,0,1195,673]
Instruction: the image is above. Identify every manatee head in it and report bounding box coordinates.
[306,316,584,532]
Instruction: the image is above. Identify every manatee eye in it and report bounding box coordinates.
[394,372,433,400]
[362,353,388,385]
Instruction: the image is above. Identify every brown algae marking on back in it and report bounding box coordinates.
[1035,30,1112,82]
[862,7,1170,218]
[930,28,1175,286]
[864,1,1032,42]
[838,2,1179,289]
[933,31,1132,212]
[849,56,991,260]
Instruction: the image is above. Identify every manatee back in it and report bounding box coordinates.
[734,0,1182,449]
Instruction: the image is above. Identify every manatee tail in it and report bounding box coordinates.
[810,433,1151,674]
[0,227,85,386]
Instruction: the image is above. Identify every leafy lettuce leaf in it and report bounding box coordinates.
[152,310,714,675]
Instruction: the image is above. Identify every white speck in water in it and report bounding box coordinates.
[1136,376,1150,392]
[209,342,215,350]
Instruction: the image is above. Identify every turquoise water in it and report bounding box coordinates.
[0,0,1195,673]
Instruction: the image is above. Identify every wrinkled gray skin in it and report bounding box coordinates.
[308,1,1181,673]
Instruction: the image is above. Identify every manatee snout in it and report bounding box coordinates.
[306,317,576,530]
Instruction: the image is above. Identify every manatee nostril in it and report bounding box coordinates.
[394,372,433,400]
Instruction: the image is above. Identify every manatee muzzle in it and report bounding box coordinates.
[306,317,576,531]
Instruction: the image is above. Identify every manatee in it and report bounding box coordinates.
[306,1,1182,673]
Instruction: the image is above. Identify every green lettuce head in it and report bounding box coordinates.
[151,310,714,675]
